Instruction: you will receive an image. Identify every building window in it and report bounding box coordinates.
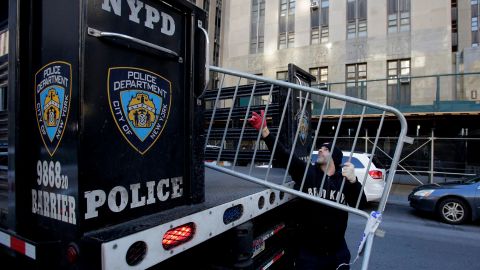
[387,59,410,83]
[250,0,265,54]
[279,33,287,49]
[347,0,367,39]
[452,0,458,51]
[387,59,411,106]
[276,71,288,81]
[213,0,222,66]
[205,98,233,109]
[279,0,295,49]
[321,27,329,43]
[346,63,367,99]
[0,29,7,57]
[311,0,329,44]
[0,28,7,111]
[211,73,221,90]
[309,67,328,84]
[239,95,270,107]
[247,73,263,85]
[203,0,210,12]
[288,32,295,47]
[388,0,410,33]
[310,67,328,112]
[311,27,320,44]
[202,0,210,21]
[472,0,480,47]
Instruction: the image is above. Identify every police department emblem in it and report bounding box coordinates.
[34,61,72,156]
[108,67,171,154]
[296,110,310,145]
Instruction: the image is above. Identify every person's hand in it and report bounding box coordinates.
[342,162,356,183]
[248,110,267,131]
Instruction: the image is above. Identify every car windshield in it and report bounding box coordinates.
[311,151,385,169]
[465,175,480,184]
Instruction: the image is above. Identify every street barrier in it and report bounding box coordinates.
[204,65,411,269]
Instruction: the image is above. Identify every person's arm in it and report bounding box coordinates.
[342,163,368,208]
[262,132,307,182]
[343,180,368,208]
[248,111,307,183]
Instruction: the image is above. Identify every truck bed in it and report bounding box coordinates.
[0,166,295,269]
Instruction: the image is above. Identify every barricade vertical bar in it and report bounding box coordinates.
[205,73,225,152]
[319,103,346,193]
[347,106,366,157]
[299,97,328,192]
[232,81,257,169]
[217,77,241,162]
[430,130,435,184]
[378,114,409,213]
[265,88,292,181]
[281,92,311,184]
[360,233,375,270]
[356,111,386,209]
[248,84,274,175]
[336,106,366,203]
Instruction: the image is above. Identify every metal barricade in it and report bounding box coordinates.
[203,66,410,270]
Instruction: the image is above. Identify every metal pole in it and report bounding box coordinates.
[365,128,368,153]
[435,76,440,110]
[360,233,375,270]
[465,128,468,169]
[396,77,400,107]
[429,129,435,184]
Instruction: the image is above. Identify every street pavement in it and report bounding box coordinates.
[344,185,480,270]
[386,183,416,206]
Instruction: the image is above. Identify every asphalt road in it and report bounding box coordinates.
[344,203,480,270]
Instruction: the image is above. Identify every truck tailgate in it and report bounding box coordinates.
[85,167,293,242]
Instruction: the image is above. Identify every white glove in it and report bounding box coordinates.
[342,162,356,183]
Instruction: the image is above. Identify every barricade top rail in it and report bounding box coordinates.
[209,66,408,119]
[204,65,410,270]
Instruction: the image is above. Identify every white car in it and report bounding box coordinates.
[310,151,386,202]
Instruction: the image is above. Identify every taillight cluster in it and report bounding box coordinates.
[162,223,196,250]
[368,170,383,180]
[119,222,197,267]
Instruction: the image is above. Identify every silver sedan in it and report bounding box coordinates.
[408,175,480,225]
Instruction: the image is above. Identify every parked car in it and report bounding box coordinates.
[408,175,480,225]
[310,151,386,202]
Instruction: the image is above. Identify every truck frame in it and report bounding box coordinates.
[0,0,409,269]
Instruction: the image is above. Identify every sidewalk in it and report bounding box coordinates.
[386,183,417,206]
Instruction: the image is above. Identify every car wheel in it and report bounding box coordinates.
[437,198,470,225]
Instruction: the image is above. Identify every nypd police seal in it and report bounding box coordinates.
[34,61,72,156]
[296,110,310,145]
[108,67,171,155]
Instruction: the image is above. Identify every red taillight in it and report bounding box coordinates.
[66,243,79,264]
[162,223,196,250]
[369,170,383,180]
